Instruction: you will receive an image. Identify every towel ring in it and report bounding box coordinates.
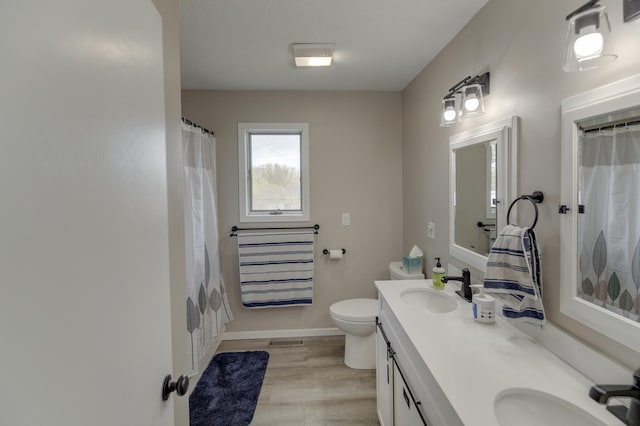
[506,191,544,230]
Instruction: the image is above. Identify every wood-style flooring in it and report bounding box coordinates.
[216,335,379,425]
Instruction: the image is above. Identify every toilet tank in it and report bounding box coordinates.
[389,261,425,280]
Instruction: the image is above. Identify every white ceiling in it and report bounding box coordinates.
[179,0,489,91]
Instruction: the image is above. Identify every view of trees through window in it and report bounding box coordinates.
[250,134,301,211]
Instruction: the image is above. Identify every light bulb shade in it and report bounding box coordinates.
[460,84,485,117]
[563,5,616,72]
[440,97,460,127]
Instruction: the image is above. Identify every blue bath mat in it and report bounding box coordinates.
[189,351,269,426]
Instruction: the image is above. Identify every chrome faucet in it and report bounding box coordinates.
[589,367,640,426]
[441,268,472,302]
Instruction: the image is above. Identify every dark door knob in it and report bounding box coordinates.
[162,374,190,401]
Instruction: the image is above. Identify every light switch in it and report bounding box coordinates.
[342,213,350,226]
[427,222,435,239]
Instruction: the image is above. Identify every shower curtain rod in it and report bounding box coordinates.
[182,117,214,136]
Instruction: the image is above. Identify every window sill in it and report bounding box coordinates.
[239,213,310,223]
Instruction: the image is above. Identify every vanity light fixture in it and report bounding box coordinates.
[439,72,490,127]
[440,96,460,127]
[292,43,334,67]
[460,83,485,117]
[563,0,616,72]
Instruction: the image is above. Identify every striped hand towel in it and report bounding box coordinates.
[237,231,314,308]
[483,224,545,324]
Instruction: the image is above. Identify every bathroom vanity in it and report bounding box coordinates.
[374,279,626,426]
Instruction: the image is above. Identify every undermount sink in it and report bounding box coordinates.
[400,287,458,314]
[494,388,607,426]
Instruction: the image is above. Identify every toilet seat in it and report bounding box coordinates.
[330,298,378,322]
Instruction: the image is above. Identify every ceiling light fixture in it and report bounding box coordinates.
[292,43,334,67]
[563,0,616,72]
[440,72,490,127]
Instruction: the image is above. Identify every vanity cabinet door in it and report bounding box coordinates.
[376,326,394,426]
[393,363,426,425]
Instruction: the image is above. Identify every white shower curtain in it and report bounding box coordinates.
[577,123,640,322]
[182,122,233,375]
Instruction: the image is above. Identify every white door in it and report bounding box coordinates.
[0,1,175,425]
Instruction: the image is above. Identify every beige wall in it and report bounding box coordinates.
[182,91,403,333]
[402,0,640,369]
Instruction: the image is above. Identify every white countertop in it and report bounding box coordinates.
[375,279,624,426]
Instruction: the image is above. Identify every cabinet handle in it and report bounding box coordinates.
[403,387,410,408]
[386,364,389,385]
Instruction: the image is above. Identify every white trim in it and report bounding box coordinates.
[560,73,640,354]
[221,327,344,341]
[449,116,518,272]
[237,122,310,222]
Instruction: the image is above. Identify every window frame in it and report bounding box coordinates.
[238,122,310,222]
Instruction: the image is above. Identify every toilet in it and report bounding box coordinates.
[388,261,425,280]
[329,261,425,369]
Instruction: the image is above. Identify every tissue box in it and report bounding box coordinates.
[402,255,423,275]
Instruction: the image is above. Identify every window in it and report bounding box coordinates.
[238,123,310,222]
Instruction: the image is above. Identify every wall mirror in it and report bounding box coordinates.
[561,74,640,353]
[449,116,518,272]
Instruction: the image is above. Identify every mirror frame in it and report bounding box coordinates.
[449,116,518,272]
[560,74,640,353]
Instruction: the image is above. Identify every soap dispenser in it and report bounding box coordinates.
[432,257,445,290]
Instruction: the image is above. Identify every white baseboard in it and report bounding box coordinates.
[221,327,344,341]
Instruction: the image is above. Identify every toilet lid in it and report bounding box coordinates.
[330,298,378,322]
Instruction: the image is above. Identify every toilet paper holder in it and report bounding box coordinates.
[323,248,346,255]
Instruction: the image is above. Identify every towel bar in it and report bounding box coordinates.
[230,224,319,237]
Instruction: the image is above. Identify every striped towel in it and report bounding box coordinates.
[483,225,545,325]
[237,231,314,308]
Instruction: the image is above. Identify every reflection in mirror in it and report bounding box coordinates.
[449,117,517,272]
[454,141,497,256]
[577,108,640,322]
[560,74,640,353]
